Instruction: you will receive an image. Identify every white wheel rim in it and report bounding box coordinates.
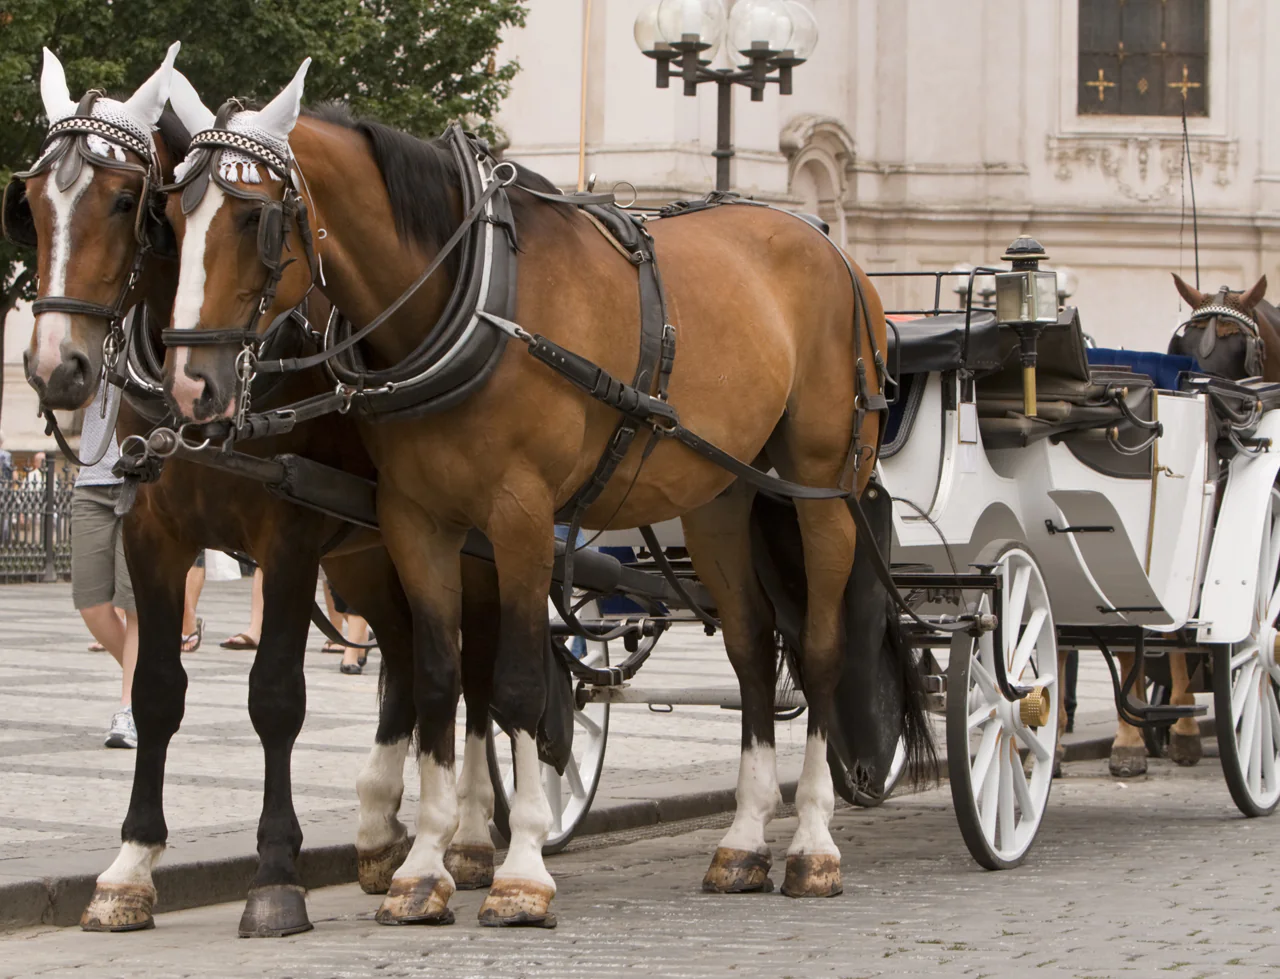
[490,603,609,847]
[964,548,1057,862]
[1225,489,1280,810]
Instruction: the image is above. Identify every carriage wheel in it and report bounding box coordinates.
[486,606,610,854]
[1213,486,1280,818]
[947,541,1058,870]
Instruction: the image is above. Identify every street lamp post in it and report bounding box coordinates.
[634,0,819,193]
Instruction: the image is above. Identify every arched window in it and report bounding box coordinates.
[1078,0,1208,116]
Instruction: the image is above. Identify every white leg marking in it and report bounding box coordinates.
[718,739,780,853]
[492,732,554,890]
[787,733,838,858]
[30,167,92,382]
[97,841,165,888]
[356,738,410,853]
[392,755,458,884]
[454,732,495,848]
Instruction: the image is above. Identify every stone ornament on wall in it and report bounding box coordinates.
[1046,133,1237,203]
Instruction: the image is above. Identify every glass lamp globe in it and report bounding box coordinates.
[728,0,793,56]
[656,0,726,47]
[782,1,819,59]
[634,2,664,53]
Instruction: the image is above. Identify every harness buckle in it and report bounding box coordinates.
[176,423,213,453]
[335,382,357,414]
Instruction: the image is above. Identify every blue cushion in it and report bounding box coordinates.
[1086,347,1199,391]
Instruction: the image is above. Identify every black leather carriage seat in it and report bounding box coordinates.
[886,310,1003,375]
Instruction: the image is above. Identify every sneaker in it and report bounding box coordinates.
[105,706,137,749]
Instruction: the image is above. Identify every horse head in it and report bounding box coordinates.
[1168,273,1273,380]
[14,43,182,411]
[162,61,317,423]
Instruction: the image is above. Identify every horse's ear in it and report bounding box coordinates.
[40,48,77,123]
[168,69,215,135]
[255,58,311,142]
[1172,272,1207,309]
[122,41,180,127]
[1241,275,1268,310]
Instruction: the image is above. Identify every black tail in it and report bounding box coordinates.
[749,482,936,804]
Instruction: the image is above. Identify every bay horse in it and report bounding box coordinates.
[1109,272,1280,777]
[161,60,923,927]
[15,50,500,937]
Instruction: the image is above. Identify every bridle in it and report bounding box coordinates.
[2,90,175,466]
[157,99,321,431]
[1176,286,1265,378]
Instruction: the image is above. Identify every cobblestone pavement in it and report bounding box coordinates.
[2,757,1273,979]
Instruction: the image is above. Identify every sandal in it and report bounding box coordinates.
[340,661,363,675]
[219,633,258,650]
[320,640,345,654]
[181,618,204,653]
[87,641,106,652]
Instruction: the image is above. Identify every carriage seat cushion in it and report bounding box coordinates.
[886,310,1002,375]
[1086,347,1199,391]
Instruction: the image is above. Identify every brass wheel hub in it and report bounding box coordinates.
[1019,686,1051,728]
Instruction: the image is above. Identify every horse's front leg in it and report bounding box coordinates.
[81,519,192,932]
[373,491,466,926]
[237,544,321,938]
[1166,652,1203,766]
[1109,651,1148,778]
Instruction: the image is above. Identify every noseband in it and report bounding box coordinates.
[1176,286,1265,378]
[2,91,171,341]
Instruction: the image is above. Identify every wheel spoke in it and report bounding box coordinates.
[1233,657,1260,723]
[1010,751,1035,814]
[997,742,1017,852]
[573,709,603,740]
[1008,607,1048,681]
[1014,723,1052,763]
[970,722,1001,799]
[968,704,996,731]
[1005,565,1031,647]
[1232,645,1261,671]
[1239,678,1261,777]
[1260,684,1276,790]
[970,656,999,701]
[979,733,1002,841]
[563,751,587,799]
[544,764,564,832]
[1268,689,1280,755]
[1267,580,1280,627]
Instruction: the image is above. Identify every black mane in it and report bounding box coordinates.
[156,107,191,166]
[304,101,564,250]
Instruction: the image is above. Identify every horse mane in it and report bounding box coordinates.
[304,101,565,250]
[155,107,192,166]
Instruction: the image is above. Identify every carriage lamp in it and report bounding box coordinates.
[994,237,1059,417]
[635,0,819,192]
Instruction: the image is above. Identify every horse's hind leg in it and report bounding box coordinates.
[81,520,192,932]
[325,551,415,895]
[1167,652,1203,766]
[680,485,782,894]
[1109,651,1148,778]
[238,543,322,938]
[446,558,500,890]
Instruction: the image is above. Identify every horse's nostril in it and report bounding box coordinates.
[66,350,91,386]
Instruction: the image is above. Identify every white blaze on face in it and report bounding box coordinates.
[29,165,93,383]
[167,186,227,416]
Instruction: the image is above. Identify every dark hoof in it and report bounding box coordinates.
[445,843,495,890]
[1168,731,1203,767]
[340,662,363,675]
[1052,742,1066,780]
[702,847,774,894]
[357,836,412,895]
[781,852,843,898]
[375,876,455,925]
[80,882,156,932]
[477,879,557,928]
[237,884,313,938]
[1109,744,1148,779]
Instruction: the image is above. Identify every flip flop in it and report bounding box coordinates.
[219,633,258,650]
[320,641,345,654]
[181,618,204,653]
[87,641,106,652]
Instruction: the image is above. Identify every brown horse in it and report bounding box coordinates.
[161,61,909,928]
[16,53,494,937]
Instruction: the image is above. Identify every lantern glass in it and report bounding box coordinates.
[634,2,663,53]
[657,0,726,47]
[1033,270,1060,323]
[783,2,819,59]
[728,0,793,56]
[995,271,1030,324]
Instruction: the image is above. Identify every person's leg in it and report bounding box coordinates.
[247,567,265,643]
[72,485,127,668]
[81,603,127,664]
[121,610,138,707]
[183,559,205,637]
[341,615,369,669]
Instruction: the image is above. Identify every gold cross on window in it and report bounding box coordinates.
[1168,63,1201,101]
[1085,68,1116,102]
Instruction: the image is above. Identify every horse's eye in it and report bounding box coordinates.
[113,194,137,215]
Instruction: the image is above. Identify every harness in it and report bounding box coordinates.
[1174,286,1265,377]
[2,91,175,466]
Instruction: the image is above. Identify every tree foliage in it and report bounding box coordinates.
[0,0,526,375]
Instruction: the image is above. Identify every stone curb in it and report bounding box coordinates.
[0,730,1133,932]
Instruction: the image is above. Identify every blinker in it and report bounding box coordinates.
[1,178,37,249]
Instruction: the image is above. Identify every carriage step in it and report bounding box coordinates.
[1131,703,1208,722]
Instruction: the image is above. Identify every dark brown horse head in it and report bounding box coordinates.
[1168,273,1275,380]
[18,44,182,411]
[162,62,317,423]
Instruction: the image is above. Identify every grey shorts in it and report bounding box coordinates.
[71,484,135,612]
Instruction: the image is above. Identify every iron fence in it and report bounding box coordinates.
[0,459,75,582]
